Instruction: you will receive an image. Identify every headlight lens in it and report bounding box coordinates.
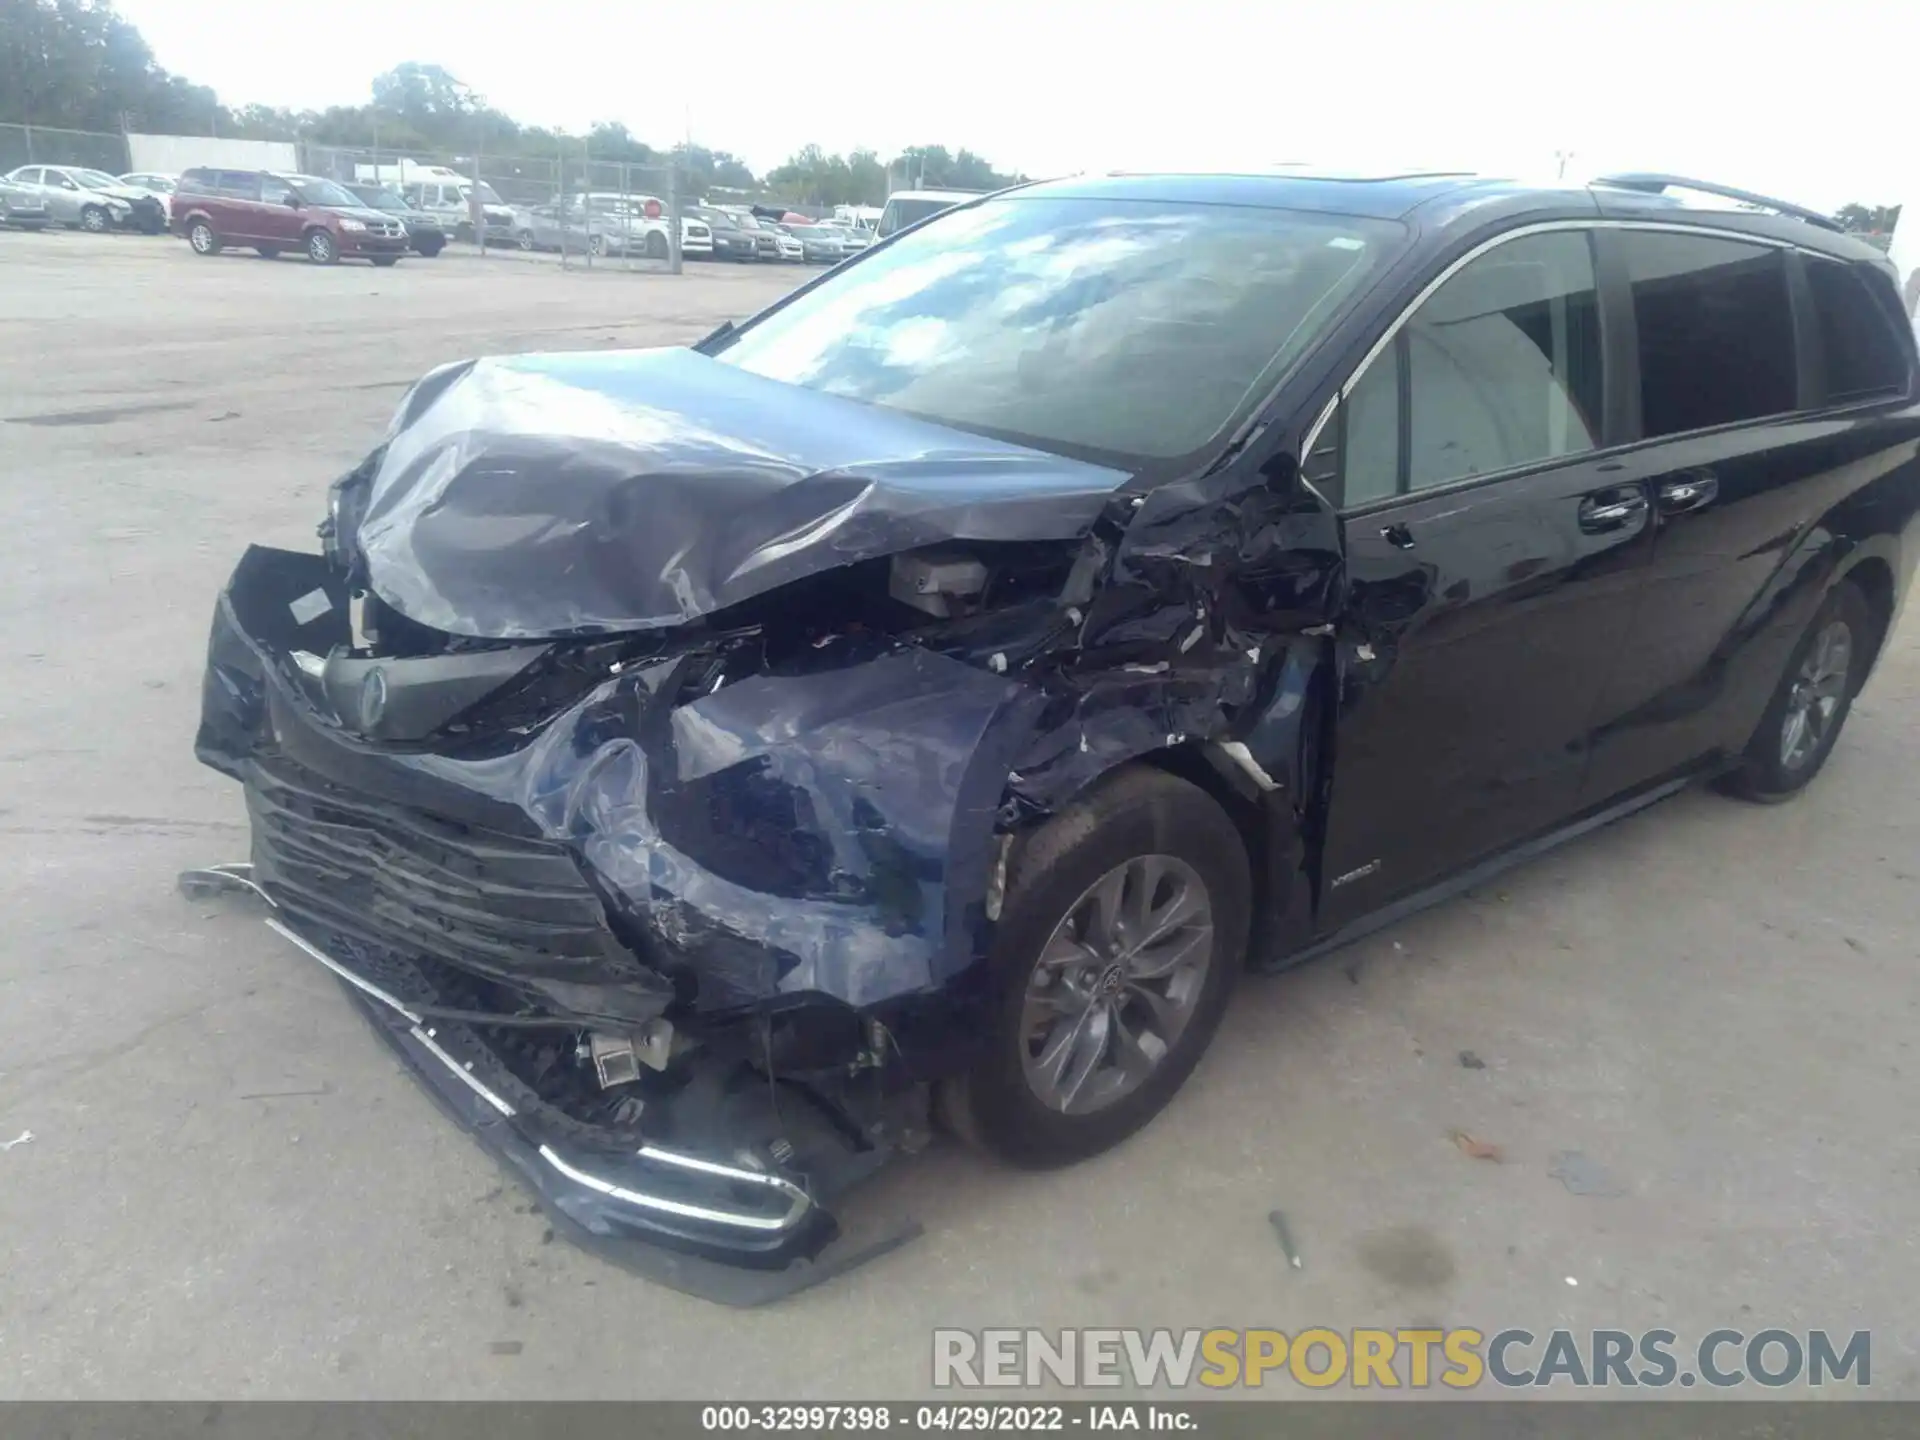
[338,217,366,231]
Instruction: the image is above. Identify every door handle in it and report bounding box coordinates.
[1658,472,1719,515]
[1577,490,1649,534]
[1379,523,1416,550]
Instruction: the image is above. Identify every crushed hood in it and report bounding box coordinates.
[353,347,1133,639]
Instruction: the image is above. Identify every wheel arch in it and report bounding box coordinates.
[1835,551,1899,680]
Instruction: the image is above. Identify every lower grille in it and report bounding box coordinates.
[245,749,667,1021]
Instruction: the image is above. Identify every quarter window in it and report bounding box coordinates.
[1805,257,1910,402]
[1622,231,1797,437]
[1342,230,1602,504]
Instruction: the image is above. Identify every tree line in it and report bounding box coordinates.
[0,0,1024,203]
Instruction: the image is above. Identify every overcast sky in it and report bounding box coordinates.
[114,0,1913,210]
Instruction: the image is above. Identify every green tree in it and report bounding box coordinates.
[1834,202,1900,234]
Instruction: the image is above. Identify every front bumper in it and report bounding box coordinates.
[341,230,410,256]
[189,544,1049,1293]
[249,911,916,1302]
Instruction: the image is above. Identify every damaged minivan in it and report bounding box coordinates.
[192,170,1920,1300]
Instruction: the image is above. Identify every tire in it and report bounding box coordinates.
[305,228,338,265]
[254,245,280,259]
[645,231,669,260]
[417,237,444,258]
[370,255,398,267]
[188,220,221,256]
[516,230,535,252]
[455,221,475,243]
[588,232,609,257]
[938,766,1250,1167]
[79,204,108,233]
[1717,582,1875,802]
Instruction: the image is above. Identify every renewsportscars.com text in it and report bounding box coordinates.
[932,1327,1871,1390]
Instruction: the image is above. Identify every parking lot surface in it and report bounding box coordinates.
[2,231,1917,1399]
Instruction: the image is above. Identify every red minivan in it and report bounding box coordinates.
[174,169,410,266]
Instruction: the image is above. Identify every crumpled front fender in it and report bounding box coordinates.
[435,647,1047,1011]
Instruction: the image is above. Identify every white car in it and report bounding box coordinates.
[118,172,177,220]
[769,225,805,262]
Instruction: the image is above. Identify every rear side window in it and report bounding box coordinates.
[178,169,213,195]
[1805,258,1911,402]
[1623,232,1797,437]
[218,171,260,200]
[1342,230,1603,504]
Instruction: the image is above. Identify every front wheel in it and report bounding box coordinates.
[645,231,669,259]
[416,237,444,257]
[588,232,609,257]
[1717,582,1874,802]
[305,229,338,265]
[939,767,1249,1167]
[80,205,109,233]
[188,220,221,255]
[515,230,535,251]
[370,255,398,267]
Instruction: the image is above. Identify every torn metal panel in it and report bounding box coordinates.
[349,348,1135,639]
[202,547,1048,1020]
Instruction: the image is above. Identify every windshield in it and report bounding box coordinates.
[73,169,123,190]
[693,207,736,229]
[351,187,408,212]
[289,177,360,207]
[718,196,1403,467]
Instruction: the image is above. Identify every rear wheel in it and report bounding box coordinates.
[305,228,338,265]
[588,232,609,258]
[253,245,280,259]
[79,204,109,233]
[370,255,398,267]
[516,229,535,251]
[188,220,221,255]
[1717,582,1874,801]
[938,767,1249,1167]
[416,236,444,257]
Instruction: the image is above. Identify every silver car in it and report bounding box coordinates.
[3,165,151,231]
[0,175,51,230]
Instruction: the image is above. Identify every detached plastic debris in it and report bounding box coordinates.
[1266,1209,1303,1269]
[1,1130,34,1151]
[1450,1129,1503,1162]
[1549,1150,1625,1196]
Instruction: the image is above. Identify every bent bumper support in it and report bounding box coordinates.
[261,916,921,1304]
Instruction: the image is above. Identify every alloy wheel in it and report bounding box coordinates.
[1780,620,1852,771]
[81,206,107,232]
[190,223,215,254]
[1020,855,1214,1115]
[308,231,334,263]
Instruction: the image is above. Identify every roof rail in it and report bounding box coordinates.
[1592,173,1842,233]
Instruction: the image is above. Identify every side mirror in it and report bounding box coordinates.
[284,194,302,209]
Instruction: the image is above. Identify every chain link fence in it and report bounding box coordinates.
[0,123,130,174]
[299,143,686,271]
